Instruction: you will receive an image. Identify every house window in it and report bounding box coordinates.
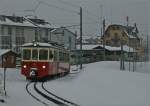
[16,27,24,37]
[16,37,25,45]
[112,33,120,46]
[112,26,116,30]
[15,27,24,45]
[106,40,110,45]
[45,29,49,37]
[114,33,118,38]
[1,26,4,35]
[122,32,125,37]
[106,32,110,37]
[8,27,12,35]
[116,26,119,30]
[1,36,11,49]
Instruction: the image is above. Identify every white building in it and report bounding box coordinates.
[51,27,76,50]
[0,15,76,52]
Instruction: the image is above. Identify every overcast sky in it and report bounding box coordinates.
[0,0,149,37]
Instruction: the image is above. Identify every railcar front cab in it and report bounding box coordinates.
[21,43,70,79]
[21,46,54,79]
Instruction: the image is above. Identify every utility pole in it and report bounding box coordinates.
[3,57,7,96]
[147,34,149,61]
[80,7,82,69]
[127,16,131,72]
[75,31,78,65]
[9,32,12,49]
[100,4,103,37]
[103,19,106,61]
[120,42,125,70]
[133,48,135,72]
[3,67,6,96]
[75,31,77,50]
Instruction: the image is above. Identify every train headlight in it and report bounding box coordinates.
[42,65,46,69]
[23,65,27,68]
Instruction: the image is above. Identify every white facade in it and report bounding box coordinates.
[0,15,76,52]
[51,28,76,50]
[0,15,51,52]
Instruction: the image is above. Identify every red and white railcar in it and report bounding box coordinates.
[21,42,70,80]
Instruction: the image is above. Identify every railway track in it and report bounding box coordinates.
[26,82,49,106]
[42,82,79,106]
[26,81,79,106]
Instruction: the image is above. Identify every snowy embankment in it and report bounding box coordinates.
[0,61,150,106]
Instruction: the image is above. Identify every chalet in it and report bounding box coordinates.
[0,49,17,68]
[100,24,144,57]
[101,24,142,48]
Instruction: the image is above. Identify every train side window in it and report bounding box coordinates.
[59,52,63,61]
[66,53,69,62]
[49,50,54,60]
[23,49,31,60]
[54,50,58,61]
[65,53,69,62]
[39,49,48,60]
[63,52,66,62]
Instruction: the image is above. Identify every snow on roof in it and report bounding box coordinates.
[128,35,136,38]
[77,35,99,40]
[0,49,11,56]
[77,44,100,50]
[77,44,134,52]
[34,23,51,28]
[100,45,134,52]
[99,45,120,51]
[0,18,35,27]
[0,16,52,28]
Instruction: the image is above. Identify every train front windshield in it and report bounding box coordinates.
[22,48,49,61]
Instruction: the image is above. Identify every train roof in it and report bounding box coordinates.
[22,42,52,47]
[22,42,68,50]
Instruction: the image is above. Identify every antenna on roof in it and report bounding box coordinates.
[126,16,129,26]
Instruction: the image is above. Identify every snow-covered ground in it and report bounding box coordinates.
[0,61,150,106]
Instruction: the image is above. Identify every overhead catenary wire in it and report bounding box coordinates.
[54,0,100,19]
[54,0,80,8]
[30,0,100,29]
[36,0,79,14]
[35,0,99,22]
[48,0,100,32]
